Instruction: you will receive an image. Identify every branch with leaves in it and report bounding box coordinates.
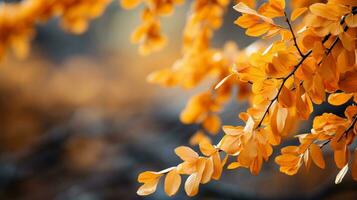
[1,0,357,198]
[124,0,357,197]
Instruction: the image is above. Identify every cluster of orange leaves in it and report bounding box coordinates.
[0,0,111,60]
[122,0,357,197]
[1,0,357,198]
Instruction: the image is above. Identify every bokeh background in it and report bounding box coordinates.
[0,1,356,200]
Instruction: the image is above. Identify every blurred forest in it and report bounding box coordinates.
[0,1,356,200]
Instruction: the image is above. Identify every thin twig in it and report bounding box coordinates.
[319,115,357,148]
[255,8,357,129]
[256,50,312,128]
[318,7,357,65]
[284,12,304,57]
[337,116,357,142]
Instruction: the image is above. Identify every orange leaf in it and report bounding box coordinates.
[199,141,217,156]
[309,3,339,21]
[164,169,181,196]
[328,93,353,105]
[233,2,274,24]
[137,179,160,196]
[175,146,199,162]
[201,158,214,184]
[335,164,349,184]
[246,23,272,37]
[339,32,355,51]
[310,143,326,169]
[345,14,357,28]
[227,162,242,169]
[291,7,307,21]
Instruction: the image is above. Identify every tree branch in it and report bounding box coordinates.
[284,12,304,57]
[256,50,312,128]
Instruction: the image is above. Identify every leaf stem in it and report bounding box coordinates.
[284,12,304,57]
[256,50,312,128]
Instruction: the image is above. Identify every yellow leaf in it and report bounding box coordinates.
[335,164,349,184]
[211,152,223,179]
[185,158,205,196]
[222,125,244,136]
[137,179,160,196]
[175,146,199,162]
[345,14,357,28]
[258,0,285,18]
[278,86,295,108]
[281,146,299,154]
[199,141,217,156]
[271,102,288,135]
[334,145,348,169]
[246,23,272,37]
[339,71,357,93]
[250,156,263,175]
[201,158,214,184]
[164,169,181,196]
[227,162,242,169]
[329,0,357,6]
[337,49,355,73]
[345,105,357,121]
[339,32,355,51]
[233,2,260,15]
[233,2,274,24]
[217,135,240,155]
[138,171,162,183]
[277,105,288,133]
[303,150,311,169]
[291,7,307,21]
[328,93,353,105]
[120,0,141,9]
[234,14,260,28]
[310,143,325,169]
[275,154,300,166]
[203,115,221,134]
[309,3,339,21]
[184,173,200,196]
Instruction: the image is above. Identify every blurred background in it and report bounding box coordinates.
[0,1,356,200]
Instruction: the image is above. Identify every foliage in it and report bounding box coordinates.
[123,0,357,197]
[1,0,357,198]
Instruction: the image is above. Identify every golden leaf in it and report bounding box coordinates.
[345,14,357,28]
[175,146,199,162]
[291,7,307,21]
[328,93,353,106]
[164,169,181,196]
[309,143,325,169]
[335,164,349,184]
[199,141,217,156]
[137,180,160,196]
[339,32,355,51]
[203,115,221,134]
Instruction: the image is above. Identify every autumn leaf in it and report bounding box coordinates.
[335,164,349,184]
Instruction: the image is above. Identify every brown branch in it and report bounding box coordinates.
[256,50,312,128]
[318,7,357,65]
[319,115,357,148]
[256,8,357,129]
[284,12,304,57]
[337,115,357,142]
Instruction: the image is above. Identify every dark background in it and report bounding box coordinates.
[0,1,356,200]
